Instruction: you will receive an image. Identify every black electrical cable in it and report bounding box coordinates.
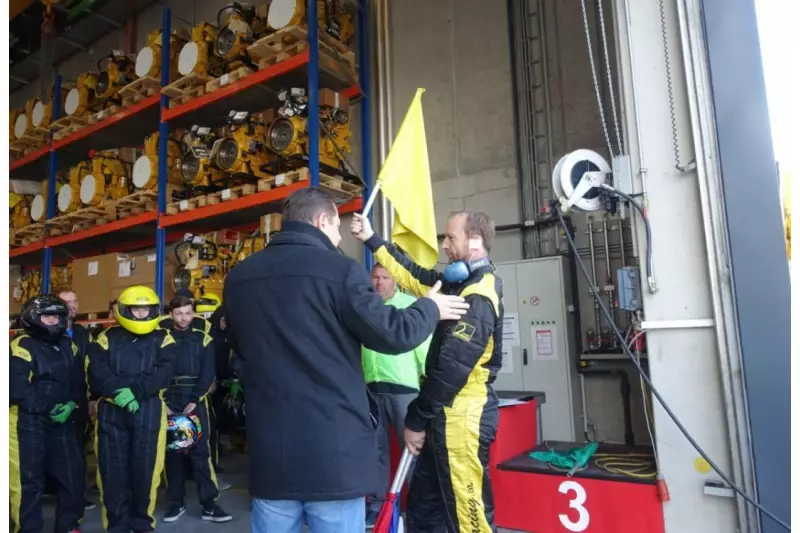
[553,199,790,532]
[604,185,654,290]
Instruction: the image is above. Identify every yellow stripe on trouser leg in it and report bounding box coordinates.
[93,407,108,532]
[202,397,220,493]
[445,394,492,533]
[147,401,168,529]
[10,406,22,533]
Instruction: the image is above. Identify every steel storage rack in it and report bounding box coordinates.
[10,2,373,305]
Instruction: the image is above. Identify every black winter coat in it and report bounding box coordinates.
[223,221,440,501]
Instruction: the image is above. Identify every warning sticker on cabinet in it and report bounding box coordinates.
[530,325,559,361]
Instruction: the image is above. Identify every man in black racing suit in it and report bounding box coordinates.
[352,209,503,533]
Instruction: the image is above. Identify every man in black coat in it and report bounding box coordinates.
[223,187,469,533]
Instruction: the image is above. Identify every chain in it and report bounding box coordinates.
[39,1,55,100]
[658,0,696,172]
[597,0,623,155]
[580,0,614,158]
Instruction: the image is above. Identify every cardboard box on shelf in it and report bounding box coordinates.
[261,213,282,234]
[10,283,23,315]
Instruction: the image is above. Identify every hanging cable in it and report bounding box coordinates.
[579,0,614,158]
[552,197,790,532]
[596,0,623,155]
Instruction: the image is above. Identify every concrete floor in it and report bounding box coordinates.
[41,448,520,532]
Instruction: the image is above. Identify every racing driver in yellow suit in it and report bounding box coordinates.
[351,209,503,533]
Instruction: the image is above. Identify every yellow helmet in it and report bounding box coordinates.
[195,292,221,316]
[116,285,161,335]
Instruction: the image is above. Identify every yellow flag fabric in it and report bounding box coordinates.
[377,88,438,269]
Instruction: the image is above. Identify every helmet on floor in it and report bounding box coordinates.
[167,413,203,452]
[116,285,161,335]
[21,294,69,343]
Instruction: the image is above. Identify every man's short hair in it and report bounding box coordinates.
[282,187,338,224]
[169,295,193,311]
[371,262,387,273]
[450,210,496,253]
[56,288,76,296]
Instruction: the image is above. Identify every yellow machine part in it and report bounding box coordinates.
[18,270,42,303]
[136,29,189,80]
[133,132,185,191]
[64,72,101,117]
[267,0,355,47]
[95,53,137,105]
[59,162,90,214]
[81,152,130,207]
[178,23,225,78]
[267,111,351,169]
[180,136,227,188]
[214,122,274,180]
[50,264,73,294]
[173,237,233,302]
[215,5,269,69]
[30,179,61,222]
[10,193,32,230]
[233,233,267,265]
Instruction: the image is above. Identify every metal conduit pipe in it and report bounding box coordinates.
[374,0,394,240]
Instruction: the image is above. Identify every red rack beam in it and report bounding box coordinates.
[10,241,45,258]
[9,145,50,172]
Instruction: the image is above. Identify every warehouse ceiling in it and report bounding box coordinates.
[9,0,160,95]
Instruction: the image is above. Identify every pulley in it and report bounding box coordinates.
[551,149,611,213]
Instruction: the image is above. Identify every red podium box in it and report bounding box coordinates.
[494,442,665,533]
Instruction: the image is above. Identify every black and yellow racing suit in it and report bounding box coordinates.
[162,324,219,506]
[10,333,87,533]
[88,326,178,533]
[366,235,503,533]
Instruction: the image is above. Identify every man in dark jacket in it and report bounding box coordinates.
[223,187,470,533]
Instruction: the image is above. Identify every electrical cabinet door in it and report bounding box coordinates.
[493,263,524,391]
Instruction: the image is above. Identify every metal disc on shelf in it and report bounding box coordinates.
[30,195,45,221]
[14,113,27,139]
[132,156,154,188]
[135,46,155,78]
[178,42,199,76]
[58,185,73,213]
[268,0,300,30]
[32,101,45,127]
[80,174,99,205]
[64,89,80,116]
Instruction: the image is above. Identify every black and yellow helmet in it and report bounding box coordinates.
[116,285,161,335]
[195,292,222,317]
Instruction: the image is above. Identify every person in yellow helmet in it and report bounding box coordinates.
[87,285,179,533]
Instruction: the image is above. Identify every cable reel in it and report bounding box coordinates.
[552,149,612,214]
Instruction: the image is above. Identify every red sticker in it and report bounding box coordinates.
[530,296,540,306]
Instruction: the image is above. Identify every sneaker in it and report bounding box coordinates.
[202,504,233,523]
[84,499,96,510]
[162,502,186,523]
[216,477,232,492]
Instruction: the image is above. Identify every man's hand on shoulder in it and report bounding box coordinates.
[350,213,374,242]
[423,281,470,321]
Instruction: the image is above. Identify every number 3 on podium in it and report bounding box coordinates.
[558,480,590,532]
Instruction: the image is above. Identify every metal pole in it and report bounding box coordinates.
[308,0,320,187]
[156,6,171,305]
[358,0,373,271]
[42,74,62,295]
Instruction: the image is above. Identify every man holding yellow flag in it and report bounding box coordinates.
[352,87,503,533]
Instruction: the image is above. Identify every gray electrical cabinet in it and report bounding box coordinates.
[493,256,583,442]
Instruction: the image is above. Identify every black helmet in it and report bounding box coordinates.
[21,295,69,343]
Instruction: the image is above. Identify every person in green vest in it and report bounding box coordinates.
[363,263,431,526]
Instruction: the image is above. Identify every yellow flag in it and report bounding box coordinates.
[377,88,438,269]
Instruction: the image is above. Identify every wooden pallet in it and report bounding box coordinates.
[165,194,208,215]
[114,189,162,219]
[10,127,49,152]
[46,205,116,236]
[161,73,210,108]
[205,66,254,93]
[51,115,90,141]
[88,105,121,125]
[257,167,362,199]
[119,76,160,107]
[247,25,357,73]
[204,183,257,205]
[10,223,45,247]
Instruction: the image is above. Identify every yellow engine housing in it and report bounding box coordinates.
[96,53,137,105]
[172,236,233,303]
[180,135,226,189]
[64,72,102,117]
[133,132,185,191]
[213,121,274,180]
[81,152,131,207]
[10,193,32,229]
[215,4,269,69]
[267,0,355,47]
[267,111,351,170]
[233,233,267,266]
[136,29,189,80]
[59,162,90,214]
[178,23,225,78]
[30,179,62,222]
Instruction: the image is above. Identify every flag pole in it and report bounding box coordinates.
[361,181,382,217]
